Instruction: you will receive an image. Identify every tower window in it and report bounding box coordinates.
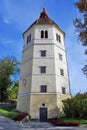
[40,66,46,73]
[60,69,64,76]
[59,35,61,43]
[56,33,61,43]
[59,53,63,60]
[27,34,31,44]
[41,30,44,38]
[62,87,66,94]
[41,30,48,38]
[45,30,48,38]
[40,85,47,93]
[56,33,59,41]
[40,50,46,57]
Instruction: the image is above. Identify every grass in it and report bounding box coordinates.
[0,105,21,119]
[0,106,87,126]
[59,118,87,126]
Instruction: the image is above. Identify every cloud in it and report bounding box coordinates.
[0,38,22,60]
[3,17,11,24]
[1,0,44,30]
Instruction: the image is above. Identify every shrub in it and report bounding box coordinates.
[13,112,29,121]
[49,118,79,126]
[62,92,87,119]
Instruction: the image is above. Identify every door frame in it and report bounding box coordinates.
[39,106,48,122]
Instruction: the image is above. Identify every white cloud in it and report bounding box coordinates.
[3,17,11,24]
[1,0,44,30]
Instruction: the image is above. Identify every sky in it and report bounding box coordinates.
[0,0,87,95]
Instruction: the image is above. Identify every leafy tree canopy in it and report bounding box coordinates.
[0,56,20,102]
[74,0,87,77]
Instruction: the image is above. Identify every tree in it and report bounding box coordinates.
[7,82,19,100]
[0,56,20,102]
[74,0,87,77]
[62,92,87,118]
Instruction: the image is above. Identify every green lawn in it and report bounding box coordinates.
[0,106,87,126]
[0,105,21,119]
[59,118,87,126]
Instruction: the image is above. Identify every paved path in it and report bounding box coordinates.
[0,116,87,130]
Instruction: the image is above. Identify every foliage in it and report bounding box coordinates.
[0,106,20,119]
[49,118,79,126]
[13,112,29,121]
[7,82,19,100]
[62,92,87,119]
[74,0,87,46]
[59,118,87,126]
[74,0,87,77]
[0,56,20,102]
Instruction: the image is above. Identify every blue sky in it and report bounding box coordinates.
[0,0,87,95]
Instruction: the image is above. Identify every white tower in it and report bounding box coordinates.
[17,8,71,121]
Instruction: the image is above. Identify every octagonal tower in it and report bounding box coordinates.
[17,8,71,121]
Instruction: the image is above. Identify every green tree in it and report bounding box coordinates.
[74,0,87,77]
[62,92,87,118]
[0,56,20,102]
[7,82,19,100]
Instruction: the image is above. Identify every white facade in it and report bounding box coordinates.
[17,9,71,120]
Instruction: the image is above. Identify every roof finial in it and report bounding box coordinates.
[43,7,46,12]
[40,7,48,18]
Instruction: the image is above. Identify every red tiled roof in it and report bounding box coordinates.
[36,8,53,24]
[23,8,65,36]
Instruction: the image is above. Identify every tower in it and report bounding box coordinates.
[17,8,71,121]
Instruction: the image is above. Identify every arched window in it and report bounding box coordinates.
[45,30,48,38]
[58,35,61,43]
[56,33,59,41]
[56,33,61,43]
[41,30,44,38]
[27,34,31,44]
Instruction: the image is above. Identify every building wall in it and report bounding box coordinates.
[31,43,56,93]
[17,24,71,119]
[29,94,58,119]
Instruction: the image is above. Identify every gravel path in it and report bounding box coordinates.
[0,116,87,130]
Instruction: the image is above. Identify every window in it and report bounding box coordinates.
[22,79,26,86]
[42,103,45,106]
[56,33,61,43]
[41,30,44,38]
[41,30,48,38]
[59,35,61,43]
[45,30,48,38]
[27,34,31,44]
[56,33,59,41]
[62,87,66,94]
[40,50,46,57]
[60,69,64,76]
[40,66,46,73]
[41,85,47,93]
[59,53,63,60]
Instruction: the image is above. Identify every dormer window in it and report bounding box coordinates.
[41,30,48,39]
[27,34,31,44]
